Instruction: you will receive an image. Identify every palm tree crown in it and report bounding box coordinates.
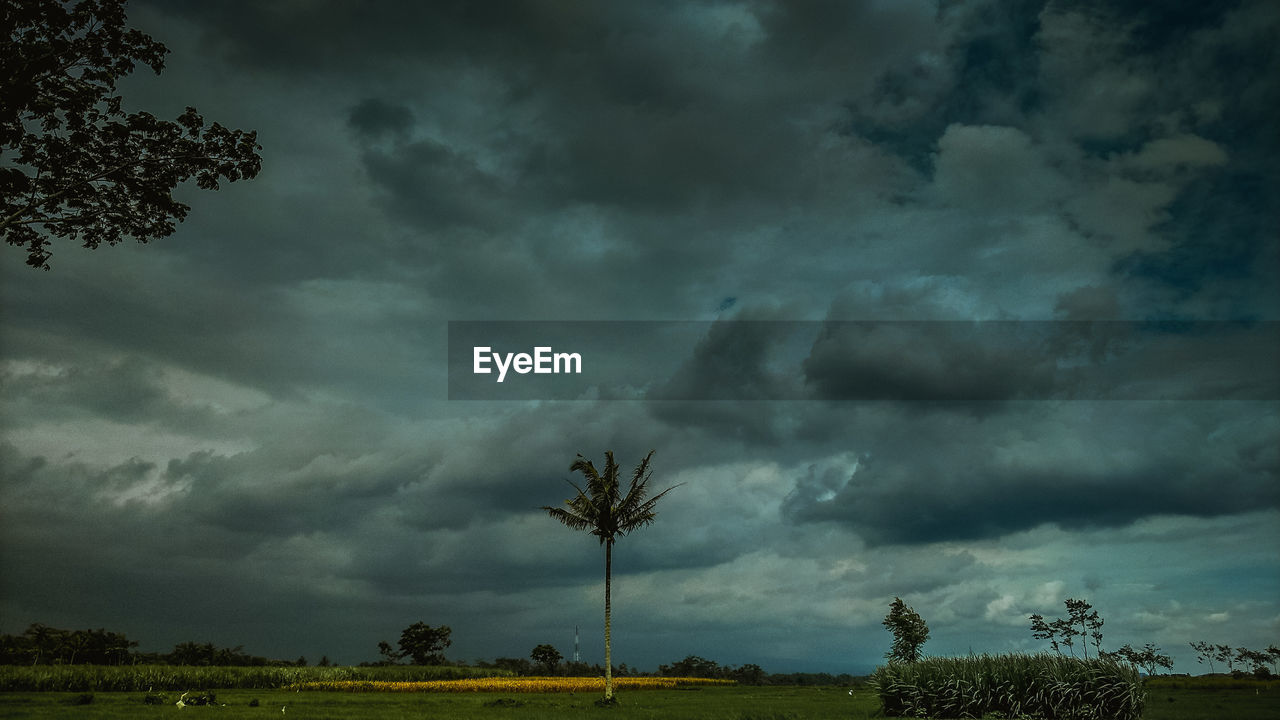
[544,450,675,543]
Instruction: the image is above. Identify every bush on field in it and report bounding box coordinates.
[871,653,1144,720]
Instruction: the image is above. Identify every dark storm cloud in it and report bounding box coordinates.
[1,258,449,415]
[1118,170,1275,313]
[156,448,413,538]
[125,0,1277,323]
[651,314,805,402]
[4,0,1278,671]
[756,0,933,66]
[804,320,1280,401]
[530,105,799,212]
[1107,0,1235,51]
[0,446,388,653]
[157,0,933,93]
[359,137,510,230]
[347,98,414,139]
[834,0,1280,324]
[149,1,606,74]
[782,402,1280,546]
[1,424,570,619]
[0,356,173,425]
[0,266,302,399]
[155,0,934,217]
[116,0,930,339]
[0,444,261,566]
[802,321,1058,403]
[840,546,983,599]
[844,0,1043,169]
[1086,1,1280,313]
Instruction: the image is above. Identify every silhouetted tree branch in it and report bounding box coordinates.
[1,0,262,269]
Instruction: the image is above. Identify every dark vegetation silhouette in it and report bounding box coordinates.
[1190,641,1279,677]
[529,644,562,674]
[5,619,1276,690]
[1029,597,1104,659]
[1112,643,1173,676]
[542,449,679,702]
[1,0,262,269]
[371,623,452,666]
[882,597,930,664]
[0,623,293,666]
[395,622,452,666]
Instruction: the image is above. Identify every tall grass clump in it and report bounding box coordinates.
[0,664,512,692]
[870,653,1144,719]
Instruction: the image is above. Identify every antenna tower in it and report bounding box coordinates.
[573,625,580,663]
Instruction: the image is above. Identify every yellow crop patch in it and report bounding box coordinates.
[286,676,735,693]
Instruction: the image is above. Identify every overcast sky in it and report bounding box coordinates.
[1,0,1277,674]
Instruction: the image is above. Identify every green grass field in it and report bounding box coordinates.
[0,683,1276,720]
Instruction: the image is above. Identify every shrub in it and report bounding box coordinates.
[871,652,1144,720]
[882,597,930,664]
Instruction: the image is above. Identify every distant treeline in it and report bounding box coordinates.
[657,655,859,686]
[474,654,857,686]
[0,624,298,667]
[1,624,857,685]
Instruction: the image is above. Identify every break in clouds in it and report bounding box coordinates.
[1,0,1277,673]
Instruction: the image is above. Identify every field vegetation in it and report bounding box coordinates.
[0,684,883,720]
[872,653,1143,720]
[1145,673,1279,691]
[0,682,1278,720]
[0,663,509,692]
[286,676,735,693]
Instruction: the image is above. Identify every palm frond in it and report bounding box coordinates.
[599,451,621,504]
[614,482,682,534]
[568,455,598,482]
[561,478,595,510]
[617,450,655,511]
[542,505,593,532]
[630,450,655,487]
[547,478,600,527]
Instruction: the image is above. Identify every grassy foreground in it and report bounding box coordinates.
[0,686,867,720]
[0,683,1277,719]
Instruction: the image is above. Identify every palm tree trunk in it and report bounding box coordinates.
[604,538,613,700]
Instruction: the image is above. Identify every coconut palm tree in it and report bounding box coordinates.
[542,449,677,702]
